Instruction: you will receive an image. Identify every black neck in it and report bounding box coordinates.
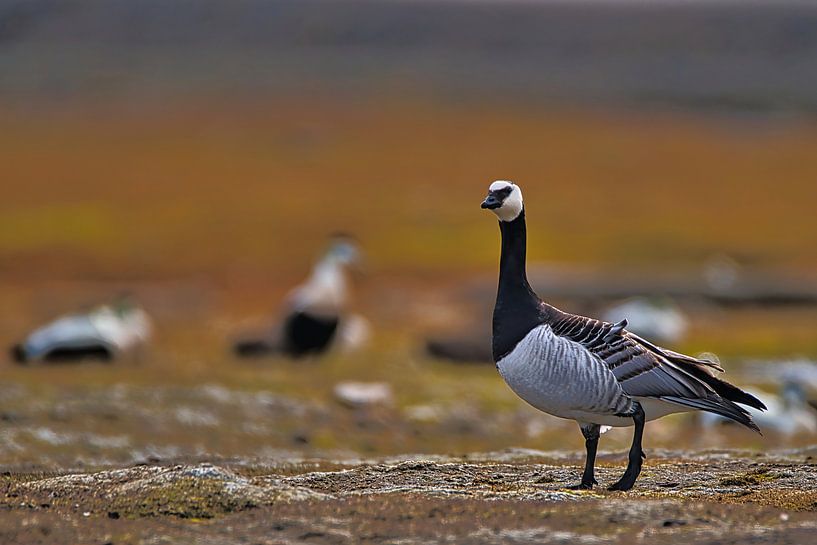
[498,210,534,298]
[492,209,545,361]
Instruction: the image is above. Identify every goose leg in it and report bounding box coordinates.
[567,423,601,489]
[608,402,646,491]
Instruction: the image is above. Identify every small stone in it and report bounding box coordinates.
[333,382,393,408]
[404,404,443,423]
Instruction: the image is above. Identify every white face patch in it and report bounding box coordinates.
[489,180,514,192]
[488,180,524,222]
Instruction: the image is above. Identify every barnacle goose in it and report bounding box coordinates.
[481,180,766,491]
[233,234,365,358]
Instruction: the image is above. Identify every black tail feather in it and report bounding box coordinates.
[663,395,761,434]
[672,359,767,411]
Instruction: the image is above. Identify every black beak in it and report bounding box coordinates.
[481,194,501,209]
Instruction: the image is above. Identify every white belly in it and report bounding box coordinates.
[567,398,690,427]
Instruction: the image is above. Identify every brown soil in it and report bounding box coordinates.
[1,450,816,544]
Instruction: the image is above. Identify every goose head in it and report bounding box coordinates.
[481,180,524,222]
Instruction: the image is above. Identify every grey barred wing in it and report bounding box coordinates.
[547,308,765,431]
[547,312,691,397]
[594,334,709,400]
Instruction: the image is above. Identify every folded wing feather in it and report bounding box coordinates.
[546,305,765,432]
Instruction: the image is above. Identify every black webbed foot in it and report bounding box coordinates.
[607,463,641,491]
[566,477,598,490]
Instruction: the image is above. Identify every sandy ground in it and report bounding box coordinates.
[1,449,816,544]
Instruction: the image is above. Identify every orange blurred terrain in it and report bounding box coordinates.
[3,97,817,363]
[3,98,817,282]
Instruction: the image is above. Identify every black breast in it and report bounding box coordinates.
[283,311,340,357]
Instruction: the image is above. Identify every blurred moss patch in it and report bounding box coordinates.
[0,203,121,253]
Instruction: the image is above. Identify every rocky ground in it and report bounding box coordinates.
[2,449,816,544]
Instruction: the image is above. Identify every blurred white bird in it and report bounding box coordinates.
[233,234,368,358]
[744,358,817,393]
[12,298,152,363]
[601,297,688,344]
[700,381,817,437]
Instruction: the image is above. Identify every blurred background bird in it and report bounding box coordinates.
[11,296,151,364]
[232,234,369,359]
[700,380,817,437]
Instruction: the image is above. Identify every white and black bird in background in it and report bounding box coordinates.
[11,297,152,364]
[233,234,367,358]
[481,180,766,491]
